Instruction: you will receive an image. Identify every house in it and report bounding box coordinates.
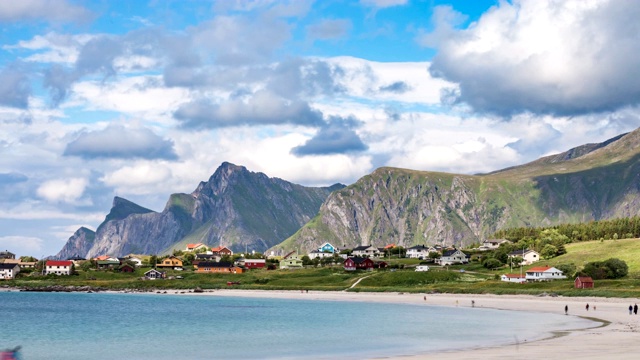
[67,256,86,267]
[45,260,73,275]
[124,256,143,266]
[351,245,382,258]
[236,258,266,269]
[501,274,527,283]
[508,249,540,265]
[0,263,20,279]
[373,260,388,269]
[406,245,436,259]
[118,263,136,273]
[195,261,243,274]
[478,239,509,251]
[96,259,121,269]
[436,249,469,265]
[525,266,566,281]
[185,243,208,252]
[318,242,337,253]
[0,250,16,260]
[211,246,233,256]
[1,259,36,269]
[144,269,166,280]
[575,276,594,289]
[280,255,303,269]
[308,250,335,260]
[156,256,183,270]
[196,253,220,262]
[344,257,375,271]
[94,255,119,262]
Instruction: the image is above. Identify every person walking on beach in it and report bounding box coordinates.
[629,305,633,314]
[586,303,589,311]
[565,305,568,315]
[634,304,638,315]
[471,300,475,307]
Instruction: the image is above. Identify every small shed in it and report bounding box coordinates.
[575,276,594,289]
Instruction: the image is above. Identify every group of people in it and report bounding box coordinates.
[629,303,638,314]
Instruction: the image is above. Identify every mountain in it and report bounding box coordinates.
[55,162,344,259]
[271,128,640,254]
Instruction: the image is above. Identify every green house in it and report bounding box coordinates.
[280,255,303,269]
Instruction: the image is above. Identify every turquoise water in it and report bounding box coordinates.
[1,292,594,359]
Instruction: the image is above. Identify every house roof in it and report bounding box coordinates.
[46,260,72,267]
[384,244,396,249]
[94,255,111,261]
[211,246,231,252]
[352,245,375,251]
[508,249,538,256]
[144,269,165,275]
[408,245,429,250]
[0,263,19,269]
[186,243,205,249]
[526,266,555,273]
[347,257,372,264]
[197,261,234,268]
[442,249,466,257]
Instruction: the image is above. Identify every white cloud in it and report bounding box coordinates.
[101,163,173,195]
[0,236,43,256]
[0,0,93,23]
[36,178,88,203]
[424,0,640,116]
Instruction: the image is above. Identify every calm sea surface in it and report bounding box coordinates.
[1,291,594,359]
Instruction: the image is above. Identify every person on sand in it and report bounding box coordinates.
[586,303,589,311]
[629,305,633,314]
[634,304,638,315]
[471,300,475,307]
[565,305,568,315]
[424,296,426,301]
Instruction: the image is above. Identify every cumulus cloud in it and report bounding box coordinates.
[174,91,324,129]
[0,236,43,255]
[360,0,408,9]
[306,19,352,41]
[63,125,178,160]
[0,63,31,108]
[379,81,411,93]
[101,163,172,194]
[291,116,368,156]
[0,0,93,23]
[37,178,88,203]
[423,0,640,116]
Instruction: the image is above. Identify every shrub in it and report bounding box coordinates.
[582,258,628,280]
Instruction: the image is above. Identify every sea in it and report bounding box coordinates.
[0,291,595,360]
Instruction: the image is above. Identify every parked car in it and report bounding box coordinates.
[415,265,430,272]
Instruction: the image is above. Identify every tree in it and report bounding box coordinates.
[482,258,502,270]
[148,255,158,267]
[604,258,628,278]
[582,258,628,279]
[80,260,94,272]
[182,252,195,266]
[540,244,558,259]
[301,255,312,266]
[428,252,441,260]
[20,256,38,262]
[555,263,576,278]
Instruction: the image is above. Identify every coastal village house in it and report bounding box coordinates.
[351,245,382,258]
[406,245,436,259]
[1,258,37,269]
[280,255,303,269]
[124,256,143,266]
[144,269,166,280]
[344,257,375,271]
[575,276,594,289]
[525,266,566,281]
[436,249,469,265]
[195,261,244,274]
[308,250,335,260]
[236,258,266,269]
[0,250,16,260]
[500,274,527,283]
[185,243,208,252]
[45,260,73,275]
[211,246,233,256]
[318,242,337,253]
[0,263,20,280]
[478,239,509,251]
[156,256,183,270]
[508,249,540,265]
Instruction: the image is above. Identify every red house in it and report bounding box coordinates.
[344,257,374,271]
[211,246,233,256]
[575,276,594,289]
[243,259,266,269]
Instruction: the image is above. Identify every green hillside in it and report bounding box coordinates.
[541,238,640,277]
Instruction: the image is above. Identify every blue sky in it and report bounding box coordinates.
[2,0,640,257]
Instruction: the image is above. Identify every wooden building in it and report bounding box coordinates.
[575,276,594,289]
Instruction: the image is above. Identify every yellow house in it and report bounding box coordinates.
[157,256,183,269]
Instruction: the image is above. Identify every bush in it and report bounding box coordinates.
[582,258,628,280]
[555,263,576,278]
[482,258,502,270]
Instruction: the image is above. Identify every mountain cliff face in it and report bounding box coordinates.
[55,162,343,258]
[56,227,96,259]
[272,129,640,254]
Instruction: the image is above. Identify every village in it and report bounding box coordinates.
[0,239,594,290]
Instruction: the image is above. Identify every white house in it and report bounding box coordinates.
[0,263,20,279]
[478,239,509,251]
[45,260,73,275]
[406,245,436,259]
[436,249,469,265]
[125,256,143,266]
[351,245,382,258]
[508,249,540,265]
[185,243,208,252]
[308,250,334,260]
[317,242,338,253]
[500,274,527,283]
[144,269,166,280]
[525,266,566,281]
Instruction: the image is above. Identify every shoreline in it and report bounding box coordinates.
[3,287,639,359]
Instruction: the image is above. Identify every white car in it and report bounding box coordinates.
[415,265,430,272]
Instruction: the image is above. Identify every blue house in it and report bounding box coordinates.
[318,242,337,253]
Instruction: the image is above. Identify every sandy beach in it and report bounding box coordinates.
[183,289,640,359]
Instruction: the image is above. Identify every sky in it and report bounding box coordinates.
[2,0,640,258]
